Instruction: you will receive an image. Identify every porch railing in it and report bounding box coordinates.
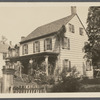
[10,85,46,93]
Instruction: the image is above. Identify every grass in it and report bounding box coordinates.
[79,78,100,92]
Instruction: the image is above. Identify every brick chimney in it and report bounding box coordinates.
[71,6,76,15]
[21,36,25,41]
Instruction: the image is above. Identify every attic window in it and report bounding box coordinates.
[79,28,84,35]
[69,23,74,33]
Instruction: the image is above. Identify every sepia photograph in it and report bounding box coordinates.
[0,2,100,97]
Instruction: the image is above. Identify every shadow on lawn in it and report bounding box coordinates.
[79,78,100,92]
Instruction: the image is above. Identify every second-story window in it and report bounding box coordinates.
[79,28,84,35]
[44,38,52,51]
[33,41,40,53]
[62,37,70,50]
[69,23,74,33]
[23,44,28,55]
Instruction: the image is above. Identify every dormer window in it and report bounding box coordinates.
[79,28,84,35]
[69,23,74,33]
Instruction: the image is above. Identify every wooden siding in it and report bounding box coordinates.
[20,36,57,56]
[19,15,88,76]
[60,15,88,75]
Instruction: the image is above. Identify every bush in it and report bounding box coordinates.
[51,66,81,92]
[51,76,81,92]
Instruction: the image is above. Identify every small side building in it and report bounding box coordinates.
[0,42,9,78]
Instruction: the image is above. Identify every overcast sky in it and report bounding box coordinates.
[0,3,89,45]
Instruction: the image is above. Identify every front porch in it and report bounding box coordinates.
[8,52,59,78]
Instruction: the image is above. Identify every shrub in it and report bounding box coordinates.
[51,66,81,92]
[51,76,81,92]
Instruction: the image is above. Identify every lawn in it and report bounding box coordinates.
[79,78,100,92]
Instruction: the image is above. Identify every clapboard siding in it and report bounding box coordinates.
[20,36,57,56]
[60,16,88,75]
[19,15,88,76]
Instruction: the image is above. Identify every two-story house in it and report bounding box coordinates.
[8,7,90,77]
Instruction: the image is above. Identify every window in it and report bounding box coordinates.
[33,41,40,53]
[22,44,28,55]
[63,59,71,72]
[44,38,52,51]
[79,28,84,35]
[3,53,7,59]
[69,23,74,33]
[62,37,70,49]
[86,60,92,71]
[15,48,19,56]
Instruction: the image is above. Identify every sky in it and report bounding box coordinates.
[0,3,89,45]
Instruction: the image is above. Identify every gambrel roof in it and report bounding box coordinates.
[20,14,75,43]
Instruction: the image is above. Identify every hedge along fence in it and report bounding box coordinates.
[9,85,46,93]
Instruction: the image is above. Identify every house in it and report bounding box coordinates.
[8,6,90,78]
[0,42,9,77]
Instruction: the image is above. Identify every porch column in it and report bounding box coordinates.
[45,55,49,76]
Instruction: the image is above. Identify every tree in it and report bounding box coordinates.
[84,7,100,66]
[54,25,66,73]
[1,35,7,44]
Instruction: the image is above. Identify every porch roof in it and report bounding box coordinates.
[7,52,59,62]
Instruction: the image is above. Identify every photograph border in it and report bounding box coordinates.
[0,1,100,99]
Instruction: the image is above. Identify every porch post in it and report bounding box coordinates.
[45,55,49,76]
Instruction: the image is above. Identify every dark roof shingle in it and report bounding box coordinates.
[21,14,75,43]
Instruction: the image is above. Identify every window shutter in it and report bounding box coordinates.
[22,45,24,55]
[26,44,28,54]
[63,60,65,67]
[69,23,71,32]
[33,42,35,53]
[44,39,46,51]
[68,38,70,50]
[50,38,52,50]
[38,42,40,52]
[72,25,74,33]
[69,61,71,72]
[62,38,65,49]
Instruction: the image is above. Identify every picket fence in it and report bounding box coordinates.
[9,85,46,93]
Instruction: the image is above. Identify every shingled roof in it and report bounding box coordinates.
[0,42,9,53]
[20,14,75,43]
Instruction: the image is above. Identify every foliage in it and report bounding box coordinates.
[34,69,55,85]
[84,7,100,66]
[14,61,24,78]
[1,35,7,44]
[51,66,81,92]
[54,25,66,49]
